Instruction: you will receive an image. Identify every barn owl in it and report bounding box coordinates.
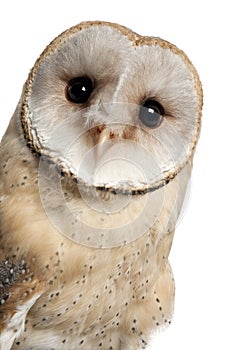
[0,21,203,350]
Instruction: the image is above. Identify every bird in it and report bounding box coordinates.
[0,21,203,350]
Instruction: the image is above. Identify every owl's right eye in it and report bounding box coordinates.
[66,77,93,104]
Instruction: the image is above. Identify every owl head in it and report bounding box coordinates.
[19,21,202,247]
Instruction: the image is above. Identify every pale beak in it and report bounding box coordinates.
[94,127,116,164]
[97,128,111,144]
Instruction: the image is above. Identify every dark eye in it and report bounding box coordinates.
[66,77,93,104]
[139,100,164,128]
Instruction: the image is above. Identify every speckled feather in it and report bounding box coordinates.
[0,21,202,350]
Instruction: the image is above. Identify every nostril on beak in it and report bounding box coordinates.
[97,127,115,144]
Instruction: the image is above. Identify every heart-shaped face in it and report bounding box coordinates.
[21,21,203,195]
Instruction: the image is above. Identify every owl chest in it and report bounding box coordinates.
[30,249,156,324]
[16,244,174,349]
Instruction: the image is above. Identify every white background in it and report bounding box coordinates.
[0,1,230,349]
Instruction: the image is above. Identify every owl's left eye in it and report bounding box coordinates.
[66,77,93,104]
[139,100,164,128]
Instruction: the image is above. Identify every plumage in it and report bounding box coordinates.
[0,21,203,349]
